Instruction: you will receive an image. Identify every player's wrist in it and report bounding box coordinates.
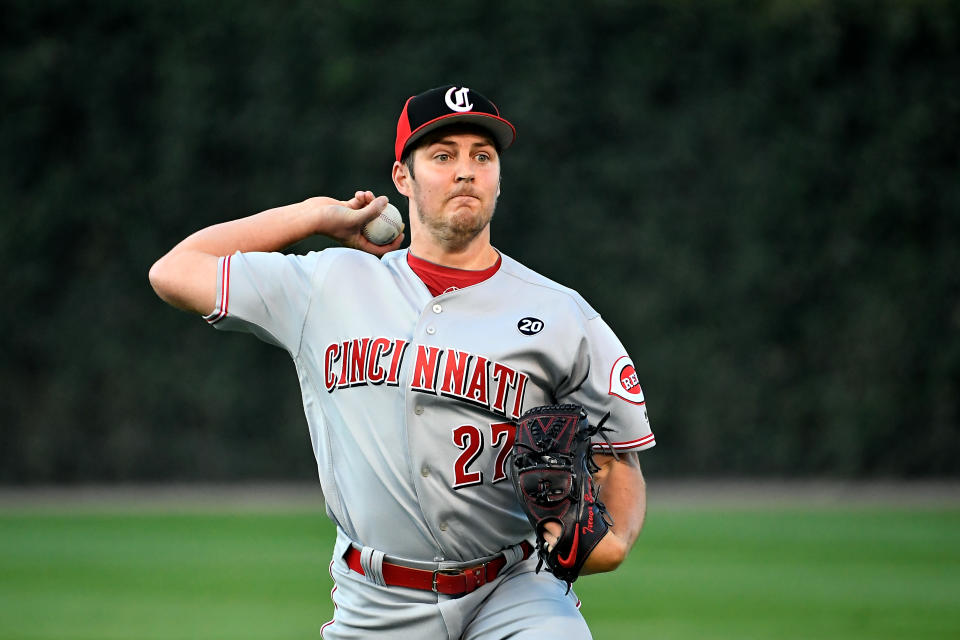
[298,196,344,240]
[579,530,625,575]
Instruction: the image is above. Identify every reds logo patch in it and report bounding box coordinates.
[608,356,645,405]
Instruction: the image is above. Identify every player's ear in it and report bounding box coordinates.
[392,160,413,197]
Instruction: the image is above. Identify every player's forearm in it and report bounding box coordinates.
[174,198,328,256]
[150,192,402,315]
[149,198,325,314]
[580,452,647,574]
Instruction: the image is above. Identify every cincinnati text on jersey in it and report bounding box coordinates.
[323,338,529,420]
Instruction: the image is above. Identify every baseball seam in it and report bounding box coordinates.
[379,212,402,233]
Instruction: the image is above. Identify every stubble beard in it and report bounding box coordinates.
[414,189,498,253]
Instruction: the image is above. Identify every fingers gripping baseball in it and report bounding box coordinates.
[345,190,378,211]
[318,192,405,257]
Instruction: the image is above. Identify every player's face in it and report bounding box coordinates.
[400,132,501,252]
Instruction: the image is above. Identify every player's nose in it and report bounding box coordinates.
[453,154,475,182]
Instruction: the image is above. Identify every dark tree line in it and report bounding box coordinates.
[2,0,957,481]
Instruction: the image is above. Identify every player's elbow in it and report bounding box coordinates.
[603,535,631,570]
[148,249,220,314]
[148,255,176,303]
[148,252,202,312]
[582,533,630,575]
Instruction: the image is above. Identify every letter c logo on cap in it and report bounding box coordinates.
[445,87,474,112]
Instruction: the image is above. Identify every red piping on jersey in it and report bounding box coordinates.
[591,433,655,450]
[320,560,338,638]
[222,255,231,319]
[207,254,231,325]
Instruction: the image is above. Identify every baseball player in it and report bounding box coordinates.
[149,85,655,639]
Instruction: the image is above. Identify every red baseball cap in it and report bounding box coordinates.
[395,85,516,161]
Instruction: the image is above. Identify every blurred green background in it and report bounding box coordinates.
[2,0,958,482]
[2,2,960,638]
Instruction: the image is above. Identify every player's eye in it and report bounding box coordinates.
[434,153,451,162]
[476,153,490,163]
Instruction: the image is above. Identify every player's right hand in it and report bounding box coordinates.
[311,191,405,257]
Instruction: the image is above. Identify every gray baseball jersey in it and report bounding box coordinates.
[205,247,655,563]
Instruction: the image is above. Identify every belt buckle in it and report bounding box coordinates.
[432,568,463,593]
[432,563,489,595]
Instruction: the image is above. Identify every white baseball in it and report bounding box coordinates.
[362,202,404,245]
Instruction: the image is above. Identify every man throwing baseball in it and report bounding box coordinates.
[149,85,655,639]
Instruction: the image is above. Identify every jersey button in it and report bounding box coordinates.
[439,522,448,532]
[426,326,436,335]
[414,406,424,415]
[421,466,430,477]
[432,304,442,314]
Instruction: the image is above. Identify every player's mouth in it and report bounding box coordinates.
[447,194,482,209]
[448,188,481,201]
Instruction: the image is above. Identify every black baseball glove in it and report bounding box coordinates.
[510,403,615,589]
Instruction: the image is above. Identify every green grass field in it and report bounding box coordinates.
[1,497,958,639]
